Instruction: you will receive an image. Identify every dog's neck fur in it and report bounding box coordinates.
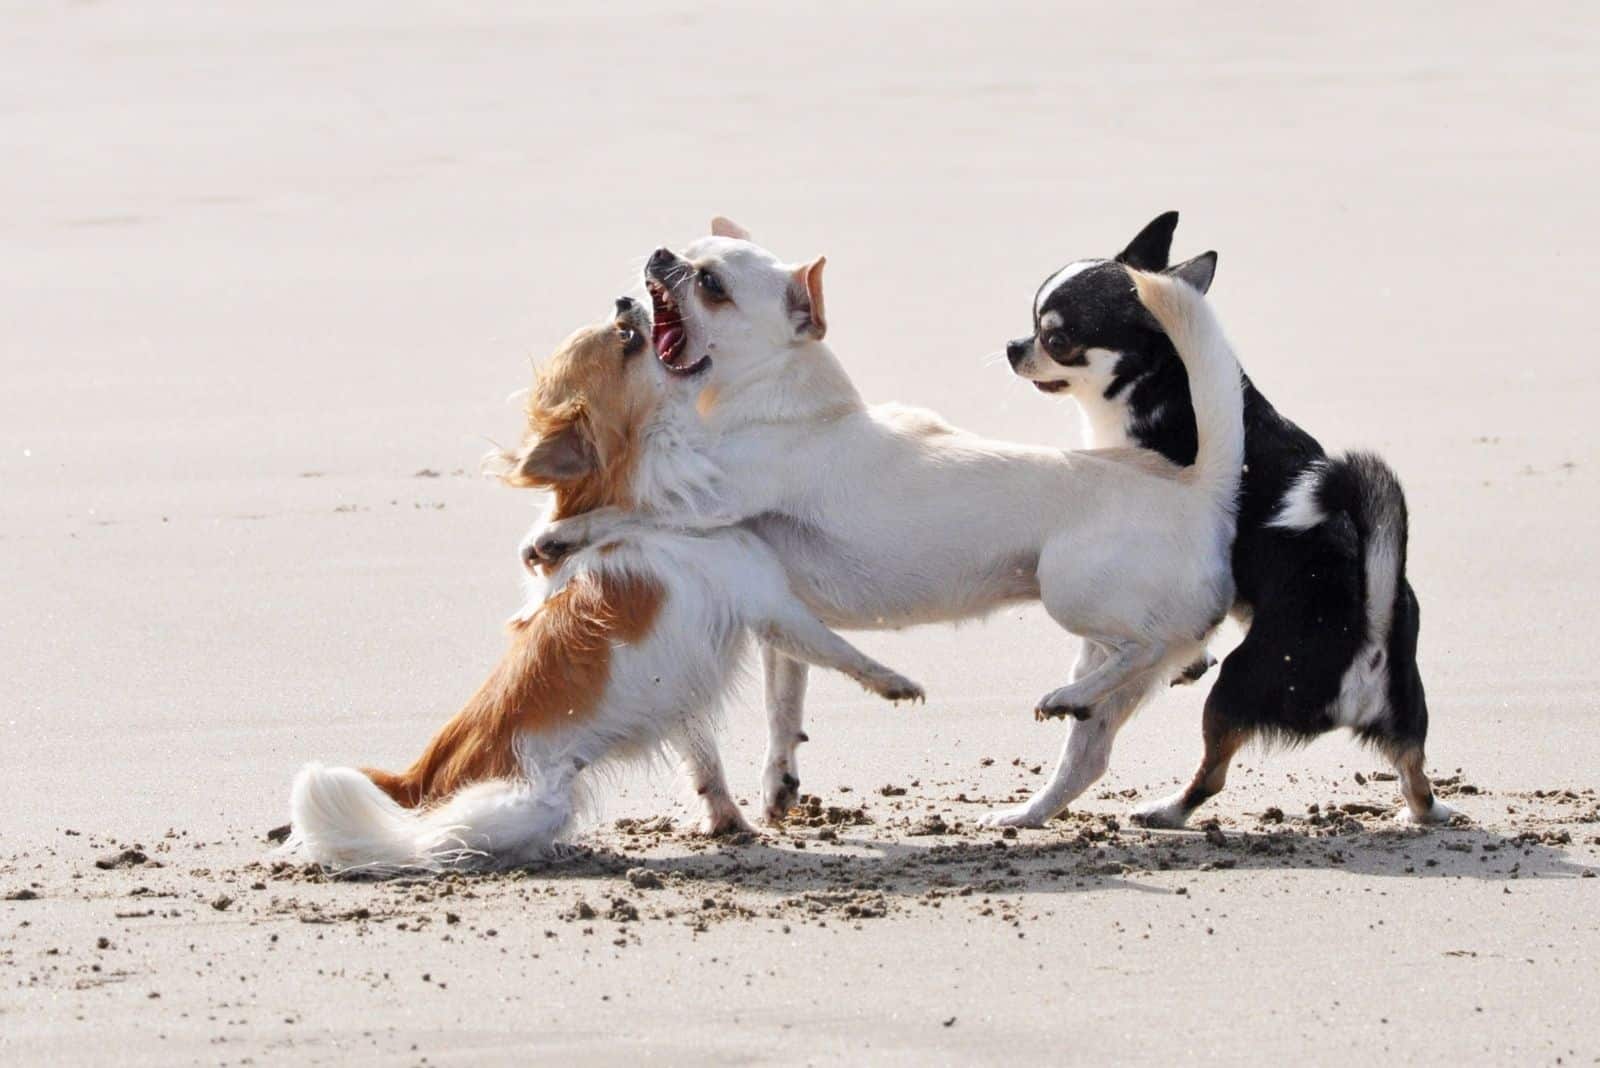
[1083,353,1201,462]
[541,386,727,524]
[701,339,864,432]
[631,391,728,520]
[1078,362,1329,612]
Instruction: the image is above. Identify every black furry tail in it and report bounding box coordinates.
[1316,452,1409,571]
[1273,451,1411,642]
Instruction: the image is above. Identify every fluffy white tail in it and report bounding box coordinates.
[286,764,575,873]
[1131,269,1245,513]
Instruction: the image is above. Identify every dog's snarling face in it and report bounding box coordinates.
[1007,212,1216,399]
[488,296,660,521]
[643,216,827,394]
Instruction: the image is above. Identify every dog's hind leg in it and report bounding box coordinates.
[980,669,1156,829]
[759,646,811,824]
[668,723,751,837]
[1391,746,1458,825]
[1132,696,1251,829]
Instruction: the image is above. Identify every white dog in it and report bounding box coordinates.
[286,298,922,871]
[533,221,1245,829]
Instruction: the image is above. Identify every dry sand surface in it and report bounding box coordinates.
[4,2,1599,1064]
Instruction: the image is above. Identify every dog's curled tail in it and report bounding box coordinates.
[285,764,571,873]
[1131,266,1245,513]
[1271,452,1409,643]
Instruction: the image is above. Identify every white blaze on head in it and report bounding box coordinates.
[1035,259,1102,318]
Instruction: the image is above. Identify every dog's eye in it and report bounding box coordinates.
[617,326,644,355]
[1043,331,1068,352]
[697,269,728,302]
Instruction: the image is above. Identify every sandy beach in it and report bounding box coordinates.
[4,2,1599,1063]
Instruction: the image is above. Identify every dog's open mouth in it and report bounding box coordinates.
[1034,380,1071,394]
[648,281,710,376]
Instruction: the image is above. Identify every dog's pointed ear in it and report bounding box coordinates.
[1116,211,1179,271]
[710,216,752,241]
[1164,251,1217,294]
[490,416,596,488]
[788,256,827,340]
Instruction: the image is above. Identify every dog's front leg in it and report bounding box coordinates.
[760,645,810,824]
[753,605,924,823]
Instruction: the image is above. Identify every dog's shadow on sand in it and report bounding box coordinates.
[522,819,1595,899]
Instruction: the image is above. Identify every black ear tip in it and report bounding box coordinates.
[1142,210,1178,237]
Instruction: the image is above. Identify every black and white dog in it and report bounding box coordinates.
[1007,212,1455,827]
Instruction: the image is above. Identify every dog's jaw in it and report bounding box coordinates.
[646,275,711,377]
[1010,346,1075,393]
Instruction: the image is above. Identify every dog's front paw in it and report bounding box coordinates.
[526,513,601,566]
[978,804,1050,830]
[762,769,801,825]
[1034,699,1092,722]
[533,530,578,564]
[865,671,925,705]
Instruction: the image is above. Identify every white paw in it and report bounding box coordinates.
[865,671,925,704]
[1033,688,1092,723]
[761,760,801,824]
[978,805,1050,829]
[1130,793,1192,829]
[699,803,755,838]
[1395,799,1459,826]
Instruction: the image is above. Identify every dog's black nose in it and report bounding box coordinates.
[1006,337,1033,367]
[647,247,678,276]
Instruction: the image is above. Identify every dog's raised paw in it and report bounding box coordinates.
[1034,703,1092,722]
[871,674,925,704]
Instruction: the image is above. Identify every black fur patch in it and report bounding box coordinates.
[1116,210,1179,271]
[1031,215,1427,759]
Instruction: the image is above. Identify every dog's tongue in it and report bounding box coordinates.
[658,325,685,359]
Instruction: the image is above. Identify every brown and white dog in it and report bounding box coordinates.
[285,297,921,872]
